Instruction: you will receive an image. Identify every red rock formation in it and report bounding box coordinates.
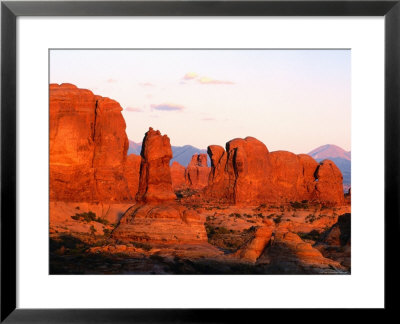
[125,154,141,199]
[313,160,345,205]
[170,161,187,190]
[257,224,345,273]
[112,203,208,244]
[205,136,344,205]
[206,145,231,202]
[135,127,176,203]
[185,153,210,190]
[234,220,274,262]
[49,83,131,202]
[113,128,208,244]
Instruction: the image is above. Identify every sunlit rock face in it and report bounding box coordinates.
[49,83,131,203]
[185,153,210,190]
[205,136,344,206]
[113,128,208,245]
[135,127,176,203]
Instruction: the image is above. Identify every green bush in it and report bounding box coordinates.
[132,242,152,251]
[71,211,109,225]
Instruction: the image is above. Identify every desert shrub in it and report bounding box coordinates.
[89,225,96,236]
[71,211,109,225]
[273,215,283,224]
[132,242,152,251]
[298,230,321,241]
[149,254,164,262]
[205,224,257,252]
[215,226,230,235]
[305,214,317,223]
[290,201,309,209]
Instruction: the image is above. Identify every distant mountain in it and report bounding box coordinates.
[170,145,210,167]
[128,140,209,167]
[308,144,351,192]
[127,140,142,155]
[308,144,351,161]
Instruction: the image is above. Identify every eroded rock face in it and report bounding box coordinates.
[113,128,209,244]
[185,153,210,190]
[170,161,187,190]
[50,83,131,202]
[205,136,344,205]
[313,160,345,205]
[135,128,176,203]
[125,154,141,199]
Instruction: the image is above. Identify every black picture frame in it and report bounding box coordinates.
[1,0,399,322]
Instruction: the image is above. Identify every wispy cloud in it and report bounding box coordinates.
[125,107,143,112]
[139,82,155,87]
[151,103,185,112]
[197,77,234,85]
[183,72,198,80]
[181,72,234,85]
[106,78,117,83]
[201,117,215,121]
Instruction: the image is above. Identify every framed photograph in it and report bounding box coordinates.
[1,0,399,321]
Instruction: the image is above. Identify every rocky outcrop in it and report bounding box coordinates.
[112,128,208,244]
[185,153,210,189]
[170,161,187,190]
[135,128,176,203]
[313,160,345,205]
[234,220,274,262]
[257,223,345,273]
[49,83,131,202]
[314,213,351,269]
[112,203,207,244]
[205,136,344,205]
[318,213,351,247]
[125,154,141,199]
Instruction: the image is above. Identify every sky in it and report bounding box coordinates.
[50,49,351,154]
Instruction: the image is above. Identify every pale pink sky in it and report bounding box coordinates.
[50,49,351,153]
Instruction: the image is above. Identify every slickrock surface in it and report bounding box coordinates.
[112,203,208,244]
[50,83,131,202]
[234,221,274,262]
